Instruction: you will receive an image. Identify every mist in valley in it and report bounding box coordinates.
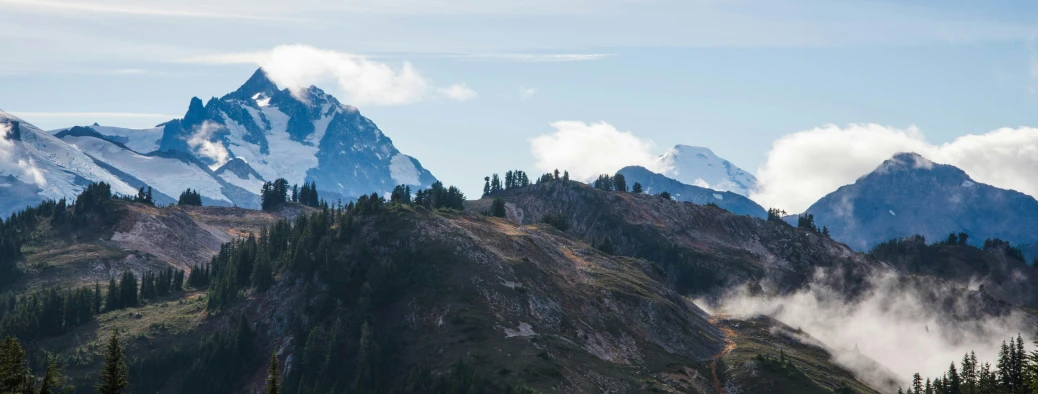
[706,269,1034,391]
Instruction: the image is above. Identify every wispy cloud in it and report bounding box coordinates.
[520,86,537,100]
[752,124,1038,212]
[0,0,292,20]
[439,83,479,101]
[456,53,614,62]
[109,69,148,75]
[181,44,474,106]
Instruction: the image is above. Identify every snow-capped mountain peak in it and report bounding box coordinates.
[656,144,758,197]
[155,68,437,203]
[0,68,438,217]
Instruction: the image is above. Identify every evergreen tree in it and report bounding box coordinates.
[912,373,923,394]
[957,232,969,246]
[104,278,120,312]
[632,182,643,193]
[38,357,72,394]
[490,174,502,193]
[260,179,290,211]
[177,188,202,206]
[563,171,569,181]
[118,271,138,308]
[490,198,506,218]
[960,352,976,394]
[0,337,27,392]
[265,352,280,394]
[482,176,490,197]
[593,174,613,191]
[51,198,68,223]
[96,331,129,394]
[353,320,380,392]
[596,237,615,255]
[251,253,274,292]
[947,363,960,394]
[797,213,820,233]
[612,173,627,192]
[93,282,102,314]
[390,185,412,205]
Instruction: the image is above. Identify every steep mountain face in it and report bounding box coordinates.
[0,69,436,215]
[0,110,143,216]
[471,180,885,297]
[656,145,758,197]
[616,165,766,218]
[803,152,1038,251]
[155,68,437,202]
[52,125,259,208]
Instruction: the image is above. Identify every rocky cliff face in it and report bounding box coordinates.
[474,180,885,297]
[156,68,437,203]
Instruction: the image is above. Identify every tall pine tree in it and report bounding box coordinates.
[96,331,129,394]
[265,352,280,394]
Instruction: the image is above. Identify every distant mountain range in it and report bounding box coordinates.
[804,152,1038,251]
[0,68,436,217]
[656,145,758,197]
[616,165,766,218]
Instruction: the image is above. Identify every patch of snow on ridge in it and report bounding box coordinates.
[62,135,231,203]
[390,154,420,186]
[308,103,335,146]
[504,322,536,338]
[221,109,317,185]
[889,210,896,216]
[962,180,975,187]
[219,171,265,196]
[713,193,723,200]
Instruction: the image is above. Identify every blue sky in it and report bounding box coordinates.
[3,0,1038,210]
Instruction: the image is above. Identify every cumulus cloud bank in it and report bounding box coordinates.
[714,270,1031,391]
[186,44,473,106]
[752,124,1038,212]
[530,121,669,181]
[0,124,46,187]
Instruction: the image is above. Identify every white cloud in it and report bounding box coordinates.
[530,121,668,181]
[439,83,478,101]
[185,45,474,106]
[0,124,46,187]
[458,53,615,62]
[714,270,1031,390]
[520,87,537,100]
[187,121,230,170]
[752,124,1038,212]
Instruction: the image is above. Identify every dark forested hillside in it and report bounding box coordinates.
[3,175,1037,393]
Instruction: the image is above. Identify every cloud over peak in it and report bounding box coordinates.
[184,44,475,106]
[530,121,668,181]
[751,124,1038,212]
